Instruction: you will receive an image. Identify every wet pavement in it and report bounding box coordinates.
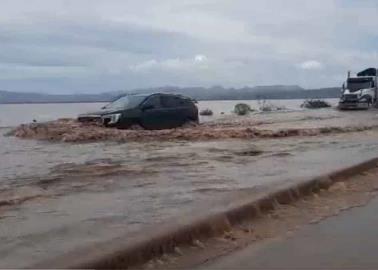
[2,108,378,267]
[203,197,378,270]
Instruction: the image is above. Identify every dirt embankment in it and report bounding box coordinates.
[6,118,377,143]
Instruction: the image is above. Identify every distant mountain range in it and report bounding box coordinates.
[0,85,341,104]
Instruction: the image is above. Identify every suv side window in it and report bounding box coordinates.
[161,96,181,108]
[142,95,161,108]
[180,99,193,107]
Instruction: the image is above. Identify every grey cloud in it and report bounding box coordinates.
[0,18,200,57]
[0,0,377,93]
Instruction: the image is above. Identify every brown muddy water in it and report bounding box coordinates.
[3,99,378,267]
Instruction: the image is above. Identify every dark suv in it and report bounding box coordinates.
[78,93,199,130]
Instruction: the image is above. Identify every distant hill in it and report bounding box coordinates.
[0,85,340,104]
[128,85,340,100]
[0,90,118,104]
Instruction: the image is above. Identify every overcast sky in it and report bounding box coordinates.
[0,0,377,93]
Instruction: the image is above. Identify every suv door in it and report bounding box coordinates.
[179,98,198,122]
[140,95,168,130]
[160,95,186,128]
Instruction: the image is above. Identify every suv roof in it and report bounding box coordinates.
[120,92,196,102]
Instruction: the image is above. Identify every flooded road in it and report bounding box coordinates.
[0,99,317,127]
[2,101,378,267]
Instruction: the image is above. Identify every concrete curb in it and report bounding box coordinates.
[33,157,378,269]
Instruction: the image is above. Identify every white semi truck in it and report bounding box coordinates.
[338,68,378,110]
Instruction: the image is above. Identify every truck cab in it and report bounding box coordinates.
[338,68,378,110]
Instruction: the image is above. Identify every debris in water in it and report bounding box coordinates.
[234,147,263,156]
[328,182,347,192]
[193,239,205,249]
[258,100,286,112]
[301,99,332,109]
[174,247,184,256]
[199,109,213,116]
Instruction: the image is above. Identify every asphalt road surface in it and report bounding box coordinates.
[202,197,378,269]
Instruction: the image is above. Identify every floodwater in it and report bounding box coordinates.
[3,99,378,267]
[0,99,342,182]
[0,99,338,127]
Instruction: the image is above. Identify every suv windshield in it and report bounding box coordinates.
[104,95,147,110]
[347,78,373,92]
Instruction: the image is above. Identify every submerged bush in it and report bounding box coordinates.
[234,103,253,115]
[199,108,213,116]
